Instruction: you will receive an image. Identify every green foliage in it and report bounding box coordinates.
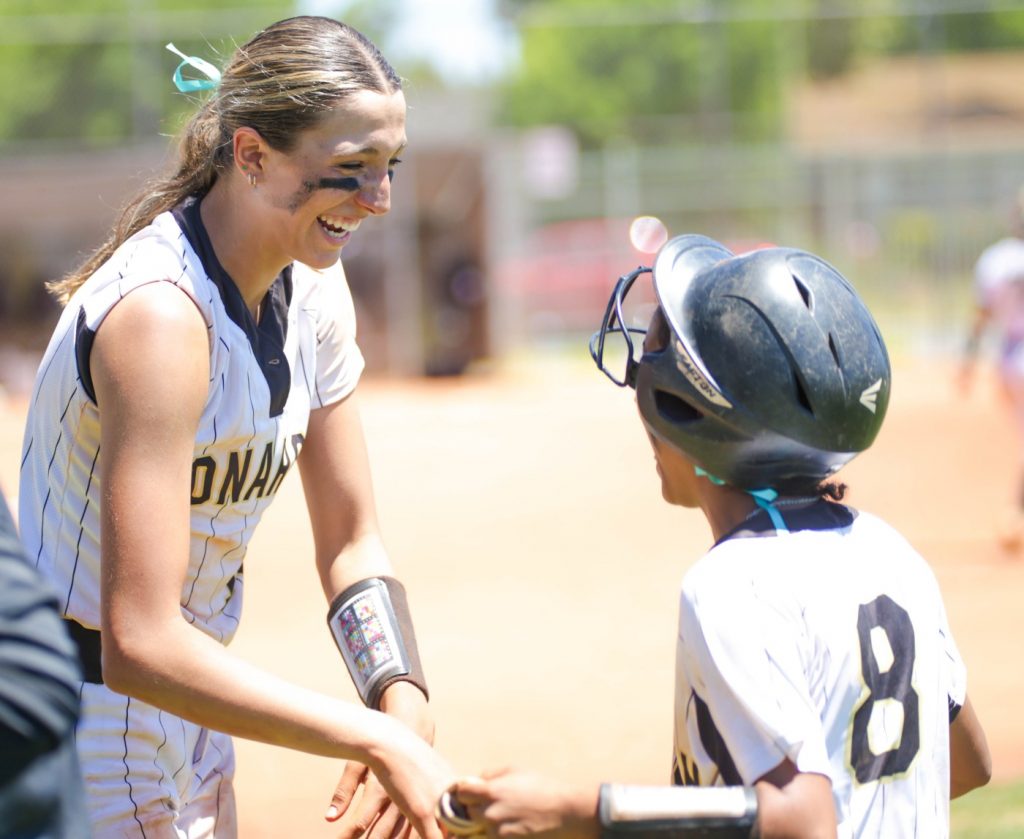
[497,0,1024,149]
[9,0,1024,149]
[0,0,293,148]
[943,8,1024,52]
[805,11,859,79]
[951,778,1024,838]
[864,5,1024,54]
[498,0,787,148]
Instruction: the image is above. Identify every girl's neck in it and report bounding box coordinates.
[199,182,285,315]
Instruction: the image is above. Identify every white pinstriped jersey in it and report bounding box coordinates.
[672,502,966,838]
[19,197,364,644]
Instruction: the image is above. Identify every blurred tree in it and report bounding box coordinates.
[879,3,1024,54]
[805,1,861,79]
[495,0,1024,148]
[0,0,292,148]
[495,0,791,148]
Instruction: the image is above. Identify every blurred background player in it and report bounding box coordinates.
[18,16,453,839]
[444,235,991,838]
[960,187,1024,551]
[0,486,90,838]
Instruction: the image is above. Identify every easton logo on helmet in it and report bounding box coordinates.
[673,338,733,409]
[859,379,883,413]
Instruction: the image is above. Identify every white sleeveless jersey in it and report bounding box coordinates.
[19,201,364,644]
[672,503,966,838]
[974,236,1024,356]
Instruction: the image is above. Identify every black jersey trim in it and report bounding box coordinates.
[716,499,856,546]
[693,691,743,785]
[75,308,98,404]
[172,196,293,417]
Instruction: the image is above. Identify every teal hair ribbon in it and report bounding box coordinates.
[694,467,789,532]
[166,43,221,93]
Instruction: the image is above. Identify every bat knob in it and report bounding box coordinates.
[437,790,483,836]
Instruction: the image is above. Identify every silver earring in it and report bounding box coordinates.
[248,171,257,188]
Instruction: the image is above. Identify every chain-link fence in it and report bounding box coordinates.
[488,138,1024,362]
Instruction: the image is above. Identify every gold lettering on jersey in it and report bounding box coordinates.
[191,456,215,503]
[190,433,305,506]
[218,449,254,504]
[673,338,732,409]
[243,444,274,501]
[265,434,302,497]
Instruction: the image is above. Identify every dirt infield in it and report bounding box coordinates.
[0,352,1020,838]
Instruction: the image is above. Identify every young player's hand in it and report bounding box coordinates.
[448,769,600,839]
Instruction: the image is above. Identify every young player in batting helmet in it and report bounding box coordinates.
[441,234,991,838]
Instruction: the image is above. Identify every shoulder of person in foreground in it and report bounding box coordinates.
[0,490,90,836]
[0,490,81,779]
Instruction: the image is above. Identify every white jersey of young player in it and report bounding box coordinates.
[672,501,966,839]
[18,196,364,837]
[974,235,1024,378]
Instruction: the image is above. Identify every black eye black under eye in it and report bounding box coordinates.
[317,176,361,192]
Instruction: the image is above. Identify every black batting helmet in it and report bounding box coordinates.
[590,234,891,492]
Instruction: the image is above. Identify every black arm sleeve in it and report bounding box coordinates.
[0,491,82,786]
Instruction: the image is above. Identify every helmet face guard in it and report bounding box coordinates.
[589,265,651,389]
[589,234,891,492]
[590,236,737,396]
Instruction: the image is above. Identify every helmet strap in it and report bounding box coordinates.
[695,467,789,533]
